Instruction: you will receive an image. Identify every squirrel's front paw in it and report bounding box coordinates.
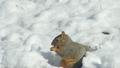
[59,67,64,68]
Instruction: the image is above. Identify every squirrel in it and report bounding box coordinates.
[50,31,96,68]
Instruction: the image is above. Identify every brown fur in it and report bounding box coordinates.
[50,31,88,68]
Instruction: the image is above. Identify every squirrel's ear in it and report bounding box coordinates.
[61,31,65,37]
[61,31,65,35]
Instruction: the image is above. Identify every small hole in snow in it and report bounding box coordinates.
[102,32,110,35]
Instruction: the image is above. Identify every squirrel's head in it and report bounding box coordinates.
[50,31,72,52]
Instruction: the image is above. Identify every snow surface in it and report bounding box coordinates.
[0,0,120,68]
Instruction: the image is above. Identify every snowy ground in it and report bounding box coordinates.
[0,0,120,68]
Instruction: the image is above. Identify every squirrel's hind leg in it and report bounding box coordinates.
[60,59,67,68]
[60,59,76,68]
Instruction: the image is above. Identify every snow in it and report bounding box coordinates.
[0,0,120,68]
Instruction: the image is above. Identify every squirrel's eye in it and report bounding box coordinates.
[57,46,59,49]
